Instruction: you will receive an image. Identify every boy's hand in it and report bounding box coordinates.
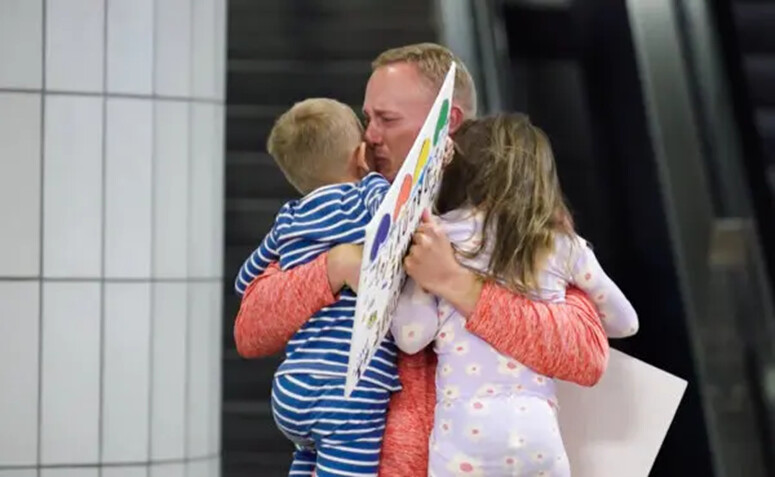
[327,244,364,293]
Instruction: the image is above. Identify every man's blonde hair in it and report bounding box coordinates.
[267,98,363,194]
[372,43,477,119]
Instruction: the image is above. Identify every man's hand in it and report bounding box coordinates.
[327,243,364,293]
[404,210,483,316]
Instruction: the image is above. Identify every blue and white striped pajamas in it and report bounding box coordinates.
[235,173,400,476]
[272,374,389,477]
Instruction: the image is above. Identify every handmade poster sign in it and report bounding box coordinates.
[345,65,456,396]
[556,349,687,477]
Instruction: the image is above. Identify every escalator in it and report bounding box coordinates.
[494,0,775,475]
[222,1,437,475]
[713,0,775,300]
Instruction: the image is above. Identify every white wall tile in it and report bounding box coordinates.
[186,283,213,458]
[0,470,37,477]
[186,461,210,477]
[150,464,184,477]
[155,0,192,97]
[43,95,102,278]
[46,0,104,92]
[213,0,226,100]
[40,282,100,465]
[212,105,225,278]
[107,0,153,94]
[41,470,98,477]
[151,282,187,460]
[0,0,43,88]
[0,282,39,466]
[209,283,222,455]
[188,104,217,279]
[102,466,148,477]
[0,93,41,277]
[191,0,216,99]
[102,283,151,463]
[104,98,153,279]
[153,101,189,279]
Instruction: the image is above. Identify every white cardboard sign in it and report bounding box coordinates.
[556,349,687,477]
[345,65,456,396]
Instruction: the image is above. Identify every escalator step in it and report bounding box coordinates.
[228,59,371,107]
[733,2,775,54]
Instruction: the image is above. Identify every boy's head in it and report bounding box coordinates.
[267,98,366,194]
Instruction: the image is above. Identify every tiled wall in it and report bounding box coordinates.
[0,0,226,475]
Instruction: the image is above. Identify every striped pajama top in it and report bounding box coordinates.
[235,172,401,392]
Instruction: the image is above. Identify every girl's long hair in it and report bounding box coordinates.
[437,113,574,294]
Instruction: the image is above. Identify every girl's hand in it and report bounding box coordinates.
[442,136,455,167]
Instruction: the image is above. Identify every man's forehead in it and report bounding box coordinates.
[364,65,433,113]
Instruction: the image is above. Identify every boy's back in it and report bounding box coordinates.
[232,97,400,476]
[235,171,400,390]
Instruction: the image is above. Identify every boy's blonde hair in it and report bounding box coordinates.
[267,98,363,194]
[372,43,477,119]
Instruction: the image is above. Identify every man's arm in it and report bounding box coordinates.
[406,211,609,386]
[465,284,609,386]
[233,243,363,358]
[233,254,336,358]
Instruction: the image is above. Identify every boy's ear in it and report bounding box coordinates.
[353,141,368,173]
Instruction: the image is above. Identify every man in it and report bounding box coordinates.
[234,43,609,476]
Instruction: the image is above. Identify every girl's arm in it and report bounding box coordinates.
[391,278,440,355]
[570,242,639,338]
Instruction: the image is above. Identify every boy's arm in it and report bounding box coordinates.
[390,278,440,355]
[361,172,391,217]
[571,244,639,338]
[234,225,281,295]
[233,253,336,358]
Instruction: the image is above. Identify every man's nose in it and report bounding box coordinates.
[364,121,381,146]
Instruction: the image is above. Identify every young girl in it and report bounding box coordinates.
[391,113,638,476]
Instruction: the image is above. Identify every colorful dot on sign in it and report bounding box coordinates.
[369,214,391,262]
[393,174,413,220]
[460,462,473,473]
[473,402,483,409]
[413,139,431,184]
[433,99,450,146]
[507,362,517,369]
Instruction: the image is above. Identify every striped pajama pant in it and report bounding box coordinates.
[271,373,390,477]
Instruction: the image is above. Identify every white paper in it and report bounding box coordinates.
[556,349,687,477]
[345,65,456,396]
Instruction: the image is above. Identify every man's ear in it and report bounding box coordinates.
[448,103,465,135]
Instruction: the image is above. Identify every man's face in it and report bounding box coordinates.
[363,63,436,183]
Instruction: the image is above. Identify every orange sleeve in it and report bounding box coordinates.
[379,350,436,477]
[466,284,609,386]
[233,253,337,358]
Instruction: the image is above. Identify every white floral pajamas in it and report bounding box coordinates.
[391,208,639,476]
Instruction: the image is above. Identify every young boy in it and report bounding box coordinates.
[234,98,400,476]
